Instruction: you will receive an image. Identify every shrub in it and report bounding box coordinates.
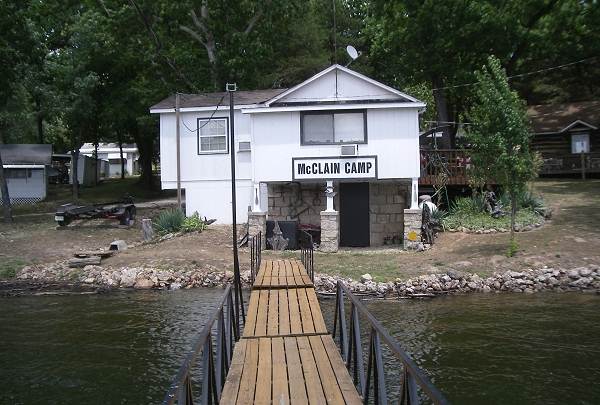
[506,238,519,257]
[450,194,486,214]
[154,208,185,235]
[518,191,545,215]
[181,212,207,233]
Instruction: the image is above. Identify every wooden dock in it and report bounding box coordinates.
[220,259,362,404]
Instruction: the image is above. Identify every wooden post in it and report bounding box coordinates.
[0,145,13,223]
[142,218,154,241]
[175,93,182,208]
[581,152,586,180]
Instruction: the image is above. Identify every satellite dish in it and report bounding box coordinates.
[346,45,359,60]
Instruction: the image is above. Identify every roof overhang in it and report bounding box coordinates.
[560,119,598,132]
[150,104,261,114]
[3,164,45,169]
[242,102,426,114]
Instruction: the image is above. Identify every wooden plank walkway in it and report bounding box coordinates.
[221,259,362,404]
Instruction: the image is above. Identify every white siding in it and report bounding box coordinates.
[159,110,252,186]
[159,110,254,224]
[276,69,401,103]
[2,168,46,203]
[185,180,253,223]
[251,108,420,182]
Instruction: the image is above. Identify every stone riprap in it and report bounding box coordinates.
[16,261,600,297]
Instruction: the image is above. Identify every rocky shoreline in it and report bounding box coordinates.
[11,260,600,297]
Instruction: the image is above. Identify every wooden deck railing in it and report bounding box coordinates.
[420,149,470,186]
[540,152,600,177]
[420,149,600,184]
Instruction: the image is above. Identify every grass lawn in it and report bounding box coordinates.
[0,257,28,279]
[263,249,424,282]
[12,177,175,215]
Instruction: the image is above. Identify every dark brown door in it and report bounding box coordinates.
[339,182,370,247]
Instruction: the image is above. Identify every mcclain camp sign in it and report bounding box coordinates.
[292,156,377,180]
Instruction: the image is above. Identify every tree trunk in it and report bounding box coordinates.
[432,76,452,149]
[0,147,13,223]
[133,131,154,189]
[141,218,154,241]
[72,149,80,201]
[118,137,125,179]
[36,98,44,144]
[510,191,517,243]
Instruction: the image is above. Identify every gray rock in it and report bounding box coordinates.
[109,240,128,251]
[170,282,182,290]
[567,269,580,279]
[134,278,154,289]
[446,270,465,280]
[570,277,592,288]
[578,268,592,277]
[360,273,373,283]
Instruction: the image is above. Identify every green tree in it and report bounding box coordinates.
[466,56,540,254]
[0,1,36,222]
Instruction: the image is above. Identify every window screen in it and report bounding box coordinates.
[302,111,365,144]
[334,113,365,143]
[198,118,228,153]
[303,114,334,143]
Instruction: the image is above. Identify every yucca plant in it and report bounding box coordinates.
[154,208,185,235]
[518,191,545,214]
[450,195,486,214]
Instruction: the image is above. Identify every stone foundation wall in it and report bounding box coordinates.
[268,183,333,226]
[248,211,267,249]
[369,182,410,246]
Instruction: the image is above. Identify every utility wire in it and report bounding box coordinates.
[180,93,227,133]
[276,55,598,100]
[431,56,598,92]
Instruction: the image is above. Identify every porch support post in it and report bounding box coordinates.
[410,177,419,209]
[325,180,335,212]
[248,181,266,249]
[320,181,339,252]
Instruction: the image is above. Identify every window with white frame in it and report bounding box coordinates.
[198,118,228,153]
[301,110,366,144]
[571,133,590,154]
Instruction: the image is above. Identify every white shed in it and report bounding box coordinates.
[150,65,425,250]
[0,144,51,205]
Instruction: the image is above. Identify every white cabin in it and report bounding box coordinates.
[80,143,139,178]
[150,65,425,249]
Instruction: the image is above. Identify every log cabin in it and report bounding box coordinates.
[528,101,600,176]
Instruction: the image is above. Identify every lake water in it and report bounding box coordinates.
[1,290,599,404]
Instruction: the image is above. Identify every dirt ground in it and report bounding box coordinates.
[1,179,599,282]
